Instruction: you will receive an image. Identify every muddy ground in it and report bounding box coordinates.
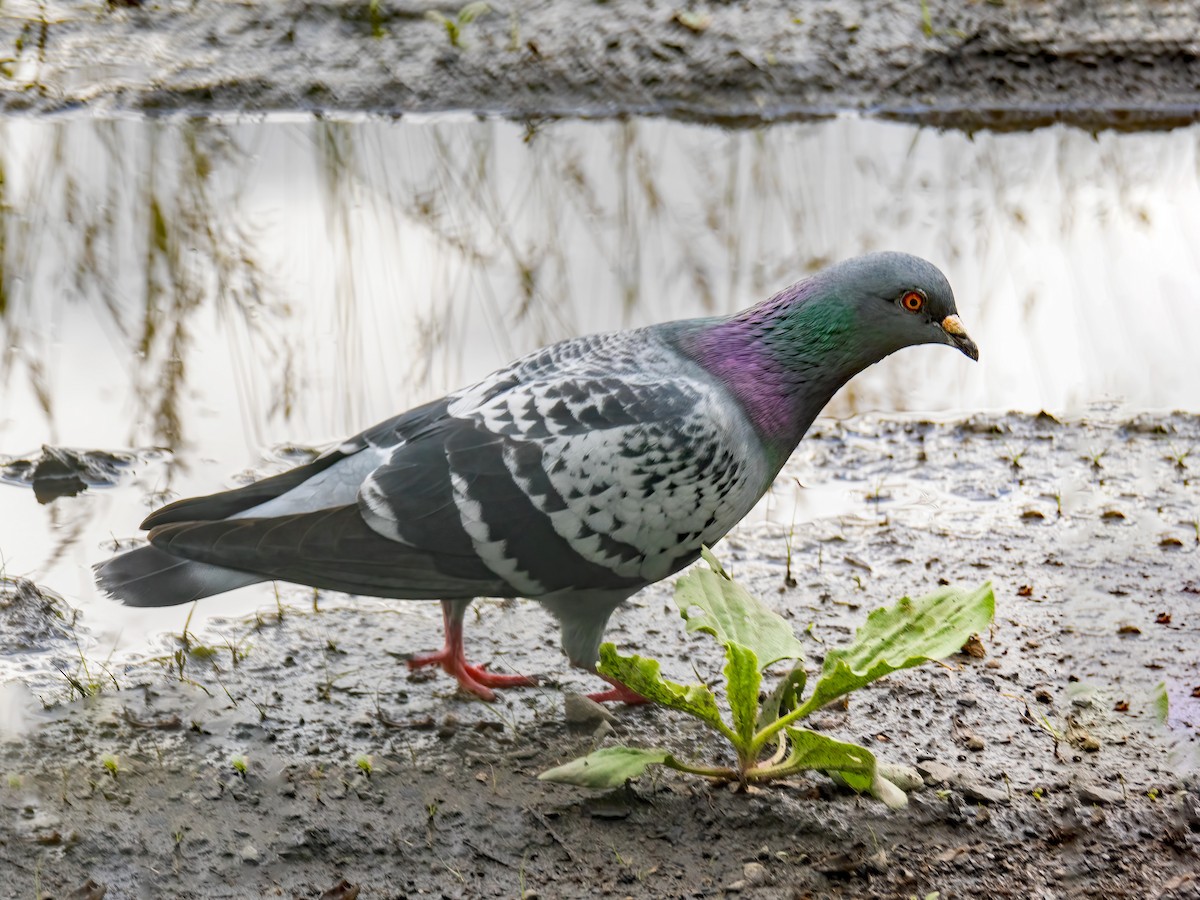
[3,0,1200,130]
[3,1,1200,897]
[1,413,1198,898]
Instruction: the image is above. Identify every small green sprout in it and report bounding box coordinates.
[230,754,248,776]
[7,773,22,789]
[355,754,374,776]
[101,753,120,777]
[425,2,490,49]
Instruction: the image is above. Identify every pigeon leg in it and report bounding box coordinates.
[407,600,537,700]
[587,675,650,705]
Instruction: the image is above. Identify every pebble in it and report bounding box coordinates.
[915,760,1007,804]
[915,760,958,785]
[1077,783,1124,806]
[742,861,769,885]
[960,782,1007,804]
[240,842,259,864]
[864,849,889,873]
[564,692,617,725]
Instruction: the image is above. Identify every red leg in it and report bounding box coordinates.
[587,675,650,705]
[407,601,536,701]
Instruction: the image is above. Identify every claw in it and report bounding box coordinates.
[408,601,536,700]
[408,648,536,700]
[586,675,650,705]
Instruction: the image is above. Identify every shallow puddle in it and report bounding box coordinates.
[0,115,1197,740]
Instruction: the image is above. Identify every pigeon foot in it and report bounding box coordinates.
[587,676,650,705]
[408,648,537,701]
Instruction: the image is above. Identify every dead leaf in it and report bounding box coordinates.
[320,880,361,900]
[960,634,986,658]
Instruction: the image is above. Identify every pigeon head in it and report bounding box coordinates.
[679,251,977,462]
[806,251,978,363]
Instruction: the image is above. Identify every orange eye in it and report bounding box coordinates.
[901,291,925,313]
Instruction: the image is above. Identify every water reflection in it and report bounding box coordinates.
[1,113,1199,644]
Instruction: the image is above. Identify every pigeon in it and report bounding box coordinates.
[96,252,978,702]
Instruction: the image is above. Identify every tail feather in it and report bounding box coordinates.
[94,544,264,608]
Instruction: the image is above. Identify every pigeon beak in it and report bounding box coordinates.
[941,314,979,361]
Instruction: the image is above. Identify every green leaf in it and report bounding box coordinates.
[803,582,995,714]
[539,747,673,788]
[673,547,806,669]
[597,644,731,738]
[778,731,909,807]
[723,642,761,747]
[775,727,876,781]
[757,664,807,733]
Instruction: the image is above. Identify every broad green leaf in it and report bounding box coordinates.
[673,547,806,668]
[757,664,807,734]
[597,643,730,737]
[776,727,876,780]
[539,747,673,788]
[723,642,761,747]
[803,582,995,714]
[783,732,907,807]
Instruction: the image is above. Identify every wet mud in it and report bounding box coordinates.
[1,413,1197,898]
[4,2,1200,895]
[4,0,1200,130]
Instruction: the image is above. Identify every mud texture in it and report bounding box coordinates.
[4,0,1200,130]
[2,413,1198,898]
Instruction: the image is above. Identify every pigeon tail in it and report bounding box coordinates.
[94,544,264,608]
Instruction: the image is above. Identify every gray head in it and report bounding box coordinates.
[795,251,979,363]
[680,251,978,461]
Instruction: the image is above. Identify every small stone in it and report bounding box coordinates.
[1181,790,1200,827]
[863,849,888,873]
[65,879,107,900]
[915,760,959,785]
[959,781,1007,804]
[742,861,769,885]
[240,843,259,864]
[1077,784,1123,805]
[965,734,986,752]
[564,693,616,725]
[956,693,979,708]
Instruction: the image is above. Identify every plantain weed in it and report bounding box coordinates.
[541,549,994,807]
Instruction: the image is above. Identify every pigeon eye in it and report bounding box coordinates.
[900,291,925,313]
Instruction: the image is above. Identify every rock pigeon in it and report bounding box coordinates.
[96,252,978,702]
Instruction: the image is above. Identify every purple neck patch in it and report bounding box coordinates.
[679,282,869,459]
